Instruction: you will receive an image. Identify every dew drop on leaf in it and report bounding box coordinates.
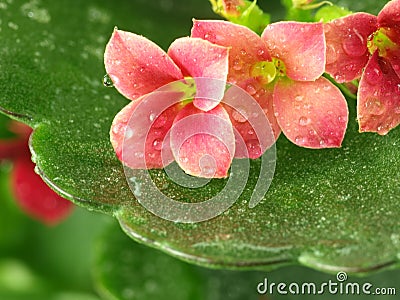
[103,74,114,87]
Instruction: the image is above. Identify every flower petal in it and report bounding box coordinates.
[12,155,73,225]
[168,37,229,111]
[221,80,280,158]
[191,20,272,86]
[377,0,400,29]
[358,51,400,135]
[324,13,377,83]
[104,29,183,101]
[170,103,235,178]
[273,78,348,148]
[261,21,326,81]
[110,90,184,169]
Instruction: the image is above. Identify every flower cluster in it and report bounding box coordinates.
[324,0,400,134]
[105,0,400,179]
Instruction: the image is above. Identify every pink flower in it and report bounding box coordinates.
[0,121,73,225]
[105,29,260,178]
[192,20,349,148]
[324,0,400,135]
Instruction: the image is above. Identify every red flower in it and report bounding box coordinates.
[0,121,73,225]
[105,29,274,178]
[324,0,400,134]
[192,20,348,148]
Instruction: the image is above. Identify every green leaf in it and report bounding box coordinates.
[0,0,399,274]
[315,5,352,22]
[95,222,400,300]
[210,0,271,34]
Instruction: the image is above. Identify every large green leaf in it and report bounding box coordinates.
[0,0,399,273]
[95,222,400,300]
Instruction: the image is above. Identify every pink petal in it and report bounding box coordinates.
[221,80,280,158]
[12,155,73,226]
[377,0,400,29]
[261,21,325,81]
[324,13,377,83]
[358,51,400,135]
[104,29,183,101]
[191,20,272,85]
[170,103,235,178]
[273,78,348,148]
[110,90,184,169]
[168,37,229,111]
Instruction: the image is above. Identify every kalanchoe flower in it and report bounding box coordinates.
[0,121,73,225]
[192,20,349,148]
[106,29,267,178]
[324,0,400,135]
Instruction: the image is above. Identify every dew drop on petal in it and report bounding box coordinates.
[365,67,382,85]
[295,95,304,102]
[395,106,400,114]
[299,116,311,126]
[149,113,156,122]
[152,138,163,151]
[232,106,248,123]
[342,31,366,57]
[232,57,243,71]
[246,139,262,157]
[365,98,385,116]
[246,84,257,95]
[326,44,338,65]
[295,136,304,144]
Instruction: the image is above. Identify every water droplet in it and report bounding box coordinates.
[319,140,325,146]
[180,157,189,163]
[232,106,248,123]
[134,152,144,159]
[365,98,385,115]
[365,67,382,85]
[8,22,19,30]
[246,139,261,157]
[338,115,347,123]
[295,136,305,144]
[139,67,145,73]
[299,116,311,126]
[152,138,163,151]
[395,106,400,114]
[103,74,114,87]
[232,57,243,71]
[201,165,216,177]
[257,49,265,56]
[149,113,156,122]
[342,30,366,57]
[309,129,316,136]
[295,95,304,102]
[240,49,247,56]
[246,84,257,95]
[248,129,254,135]
[326,44,338,64]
